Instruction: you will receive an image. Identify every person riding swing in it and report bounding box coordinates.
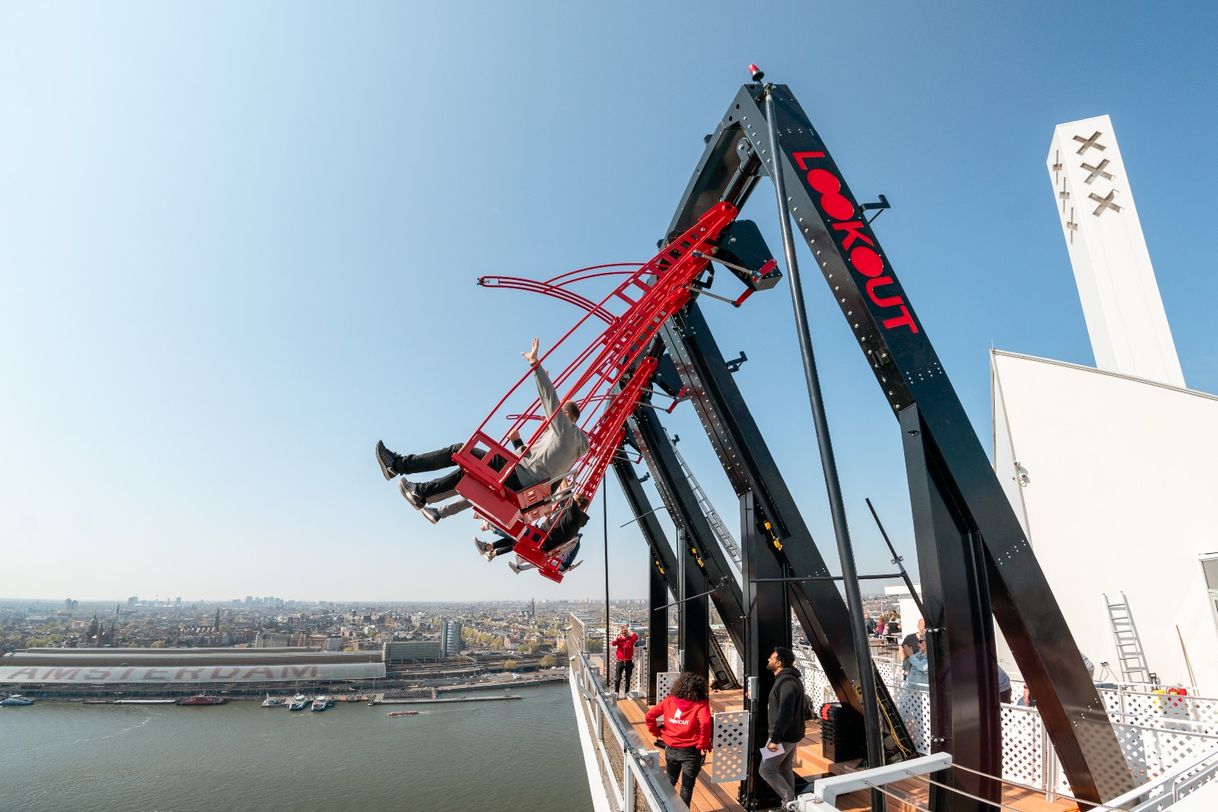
[376,338,589,524]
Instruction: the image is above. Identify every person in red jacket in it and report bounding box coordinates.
[645,672,713,806]
[611,625,639,695]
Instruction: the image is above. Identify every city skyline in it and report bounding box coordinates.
[3,3,1215,602]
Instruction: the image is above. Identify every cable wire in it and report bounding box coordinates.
[860,780,929,812]
[910,773,1038,812]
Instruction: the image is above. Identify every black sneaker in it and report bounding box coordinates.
[420,506,440,525]
[398,479,425,509]
[375,441,398,481]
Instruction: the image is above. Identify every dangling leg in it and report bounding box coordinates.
[490,533,516,557]
[508,557,535,575]
[376,441,462,480]
[419,496,474,526]
[399,468,463,512]
[473,531,515,562]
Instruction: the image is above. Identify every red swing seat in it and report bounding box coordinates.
[452,203,741,581]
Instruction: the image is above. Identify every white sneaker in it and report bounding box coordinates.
[509,561,522,575]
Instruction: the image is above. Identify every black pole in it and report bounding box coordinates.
[764,85,884,811]
[865,497,925,618]
[604,484,611,686]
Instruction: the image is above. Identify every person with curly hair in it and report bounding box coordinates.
[645,671,713,806]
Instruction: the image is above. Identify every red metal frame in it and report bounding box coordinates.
[478,263,645,325]
[453,202,739,581]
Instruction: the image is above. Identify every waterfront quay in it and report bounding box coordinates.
[0,646,568,702]
[1,598,639,698]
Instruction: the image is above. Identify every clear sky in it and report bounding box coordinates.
[2,2,1215,603]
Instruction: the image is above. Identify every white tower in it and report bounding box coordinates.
[1046,115,1185,387]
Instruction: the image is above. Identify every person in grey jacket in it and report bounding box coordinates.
[759,646,806,805]
[376,338,590,524]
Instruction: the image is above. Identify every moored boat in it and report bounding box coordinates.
[310,695,330,711]
[1,694,34,706]
[287,694,308,711]
[261,694,285,708]
[177,694,227,706]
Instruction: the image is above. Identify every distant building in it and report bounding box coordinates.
[0,647,385,697]
[383,641,441,663]
[441,621,463,658]
[254,632,291,648]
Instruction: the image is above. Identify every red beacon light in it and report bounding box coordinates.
[748,64,765,82]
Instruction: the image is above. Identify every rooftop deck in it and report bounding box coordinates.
[617,689,1083,812]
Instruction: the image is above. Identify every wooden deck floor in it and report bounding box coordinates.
[618,690,1083,812]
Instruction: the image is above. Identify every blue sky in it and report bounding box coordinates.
[2,2,1215,603]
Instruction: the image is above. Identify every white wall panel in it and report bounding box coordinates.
[991,350,1218,693]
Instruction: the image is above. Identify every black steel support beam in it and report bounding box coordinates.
[660,304,916,757]
[612,453,739,693]
[628,407,747,647]
[676,526,710,679]
[647,549,669,704]
[901,405,1000,811]
[740,490,790,810]
[665,81,1133,804]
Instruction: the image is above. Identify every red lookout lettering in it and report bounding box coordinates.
[792,150,919,334]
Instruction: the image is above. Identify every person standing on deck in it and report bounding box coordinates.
[645,672,713,807]
[758,646,806,806]
[611,625,639,696]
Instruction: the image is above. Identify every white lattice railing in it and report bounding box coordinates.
[791,644,1218,806]
[567,614,684,812]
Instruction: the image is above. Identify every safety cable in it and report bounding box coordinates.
[947,761,1078,802]
[909,772,1052,812]
[860,780,928,811]
[945,762,1135,812]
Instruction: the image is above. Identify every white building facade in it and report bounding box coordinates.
[987,116,1217,693]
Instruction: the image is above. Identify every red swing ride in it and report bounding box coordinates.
[450,201,774,582]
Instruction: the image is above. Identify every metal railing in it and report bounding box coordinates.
[1104,747,1218,811]
[788,643,1218,809]
[567,615,685,812]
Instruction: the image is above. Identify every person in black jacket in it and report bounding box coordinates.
[758,645,806,805]
[473,493,589,570]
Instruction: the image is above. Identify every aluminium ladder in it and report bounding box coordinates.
[667,430,743,569]
[1104,592,1152,684]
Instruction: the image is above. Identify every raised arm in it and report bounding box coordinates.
[523,338,563,419]
[533,364,562,419]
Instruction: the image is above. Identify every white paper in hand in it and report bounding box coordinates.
[759,742,786,761]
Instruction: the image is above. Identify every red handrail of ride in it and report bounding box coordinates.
[465,202,737,472]
[451,202,739,581]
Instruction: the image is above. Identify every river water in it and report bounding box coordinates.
[0,683,593,811]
